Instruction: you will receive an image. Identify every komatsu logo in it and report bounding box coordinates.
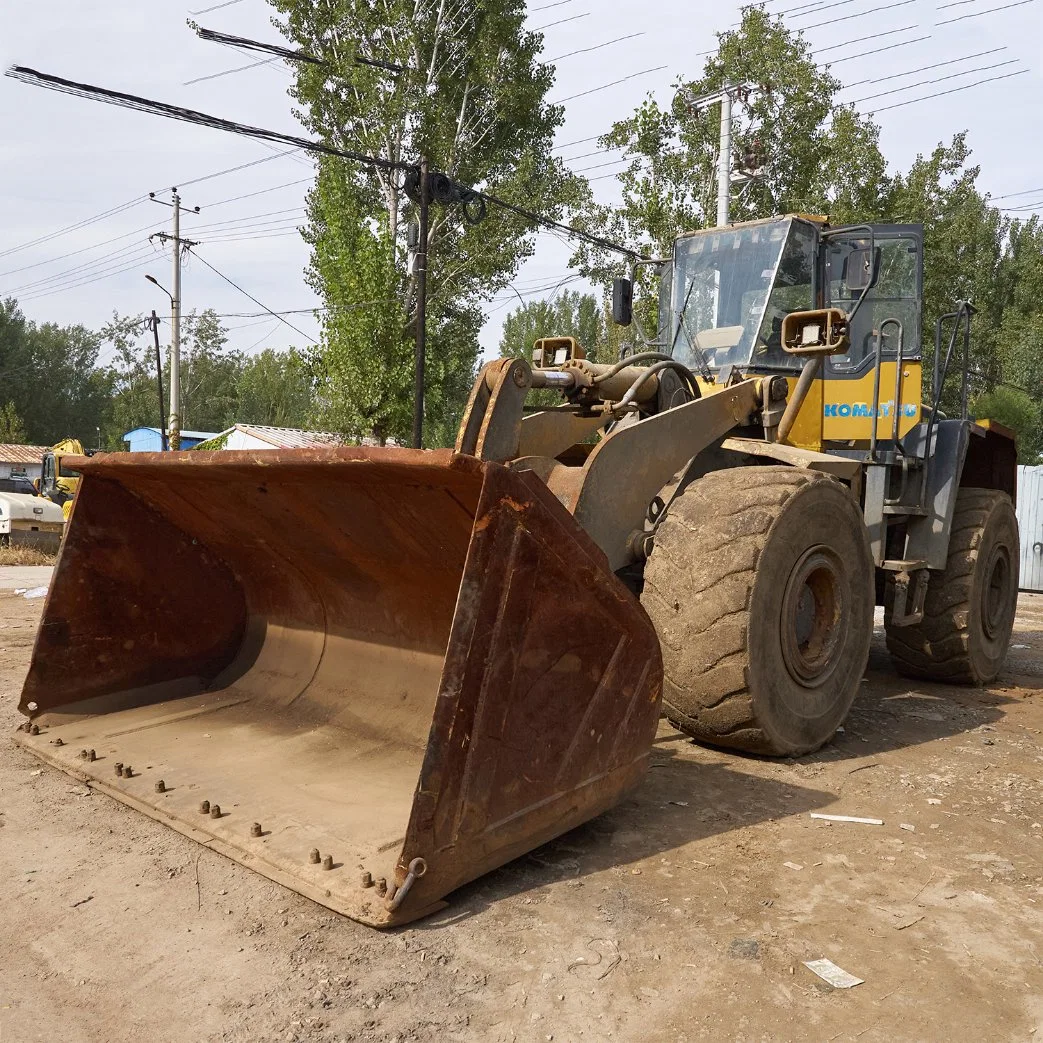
[824,402,918,418]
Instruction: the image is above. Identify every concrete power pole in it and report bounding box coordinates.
[169,191,182,451]
[716,91,733,228]
[148,189,199,451]
[685,84,753,229]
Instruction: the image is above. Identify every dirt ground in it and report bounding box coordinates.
[1,585,1041,1043]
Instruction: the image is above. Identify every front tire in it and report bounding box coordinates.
[886,489,1019,684]
[640,467,874,756]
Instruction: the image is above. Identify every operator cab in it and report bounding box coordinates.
[659,216,923,378]
[664,217,816,375]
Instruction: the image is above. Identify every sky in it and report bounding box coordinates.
[1,0,1041,377]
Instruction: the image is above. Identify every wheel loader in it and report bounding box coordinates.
[14,215,1019,927]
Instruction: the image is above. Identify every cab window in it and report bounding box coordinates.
[826,235,921,372]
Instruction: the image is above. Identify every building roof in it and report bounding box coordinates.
[224,424,345,449]
[122,427,218,441]
[0,444,48,465]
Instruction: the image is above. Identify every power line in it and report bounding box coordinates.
[546,33,645,63]
[552,65,668,104]
[818,24,921,52]
[188,0,244,12]
[6,67,407,174]
[938,0,1038,24]
[851,57,1022,103]
[991,186,1043,201]
[840,46,1006,89]
[0,218,161,280]
[530,0,575,11]
[7,66,639,261]
[160,149,304,193]
[801,0,917,31]
[202,177,312,208]
[788,0,862,20]
[868,67,1030,112]
[187,250,314,340]
[0,197,146,261]
[2,241,157,296]
[184,57,283,87]
[825,34,931,65]
[531,12,590,32]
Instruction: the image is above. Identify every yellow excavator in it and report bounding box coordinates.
[36,438,90,521]
[15,216,1018,927]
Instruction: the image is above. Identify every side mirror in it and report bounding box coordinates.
[841,246,881,295]
[611,277,633,327]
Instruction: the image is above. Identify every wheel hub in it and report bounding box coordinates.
[780,547,846,689]
[981,544,1012,640]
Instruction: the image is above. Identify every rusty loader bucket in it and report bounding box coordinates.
[15,448,661,926]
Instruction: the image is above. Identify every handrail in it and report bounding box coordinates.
[868,318,904,462]
[922,300,976,502]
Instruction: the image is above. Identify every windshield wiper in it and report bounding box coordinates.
[669,279,715,383]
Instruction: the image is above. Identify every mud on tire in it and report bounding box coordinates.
[640,466,874,756]
[886,489,1019,685]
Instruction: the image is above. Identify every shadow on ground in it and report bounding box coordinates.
[417,749,832,929]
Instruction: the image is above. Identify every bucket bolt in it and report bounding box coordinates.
[87,749,96,762]
[155,780,166,793]
[53,737,64,747]
[29,724,40,736]
[361,871,373,889]
[114,762,124,777]
[79,749,89,760]
[322,855,334,871]
[209,804,222,819]
[308,849,321,865]
[250,823,262,838]
[376,877,388,898]
[199,800,211,815]
[121,765,133,779]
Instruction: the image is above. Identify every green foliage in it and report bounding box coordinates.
[498,291,607,363]
[0,297,113,446]
[99,309,316,447]
[970,386,1041,463]
[0,402,27,443]
[499,290,609,409]
[236,347,314,428]
[272,0,584,446]
[572,7,890,282]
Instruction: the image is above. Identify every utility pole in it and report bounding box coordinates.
[147,311,168,450]
[716,91,732,228]
[411,159,429,451]
[170,191,183,450]
[684,84,754,228]
[148,189,199,451]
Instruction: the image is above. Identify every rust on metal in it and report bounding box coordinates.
[14,445,662,927]
[199,800,210,815]
[155,780,166,793]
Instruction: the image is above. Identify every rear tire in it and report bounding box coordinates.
[886,489,1019,684]
[641,467,874,756]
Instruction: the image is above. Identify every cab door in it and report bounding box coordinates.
[821,225,923,445]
